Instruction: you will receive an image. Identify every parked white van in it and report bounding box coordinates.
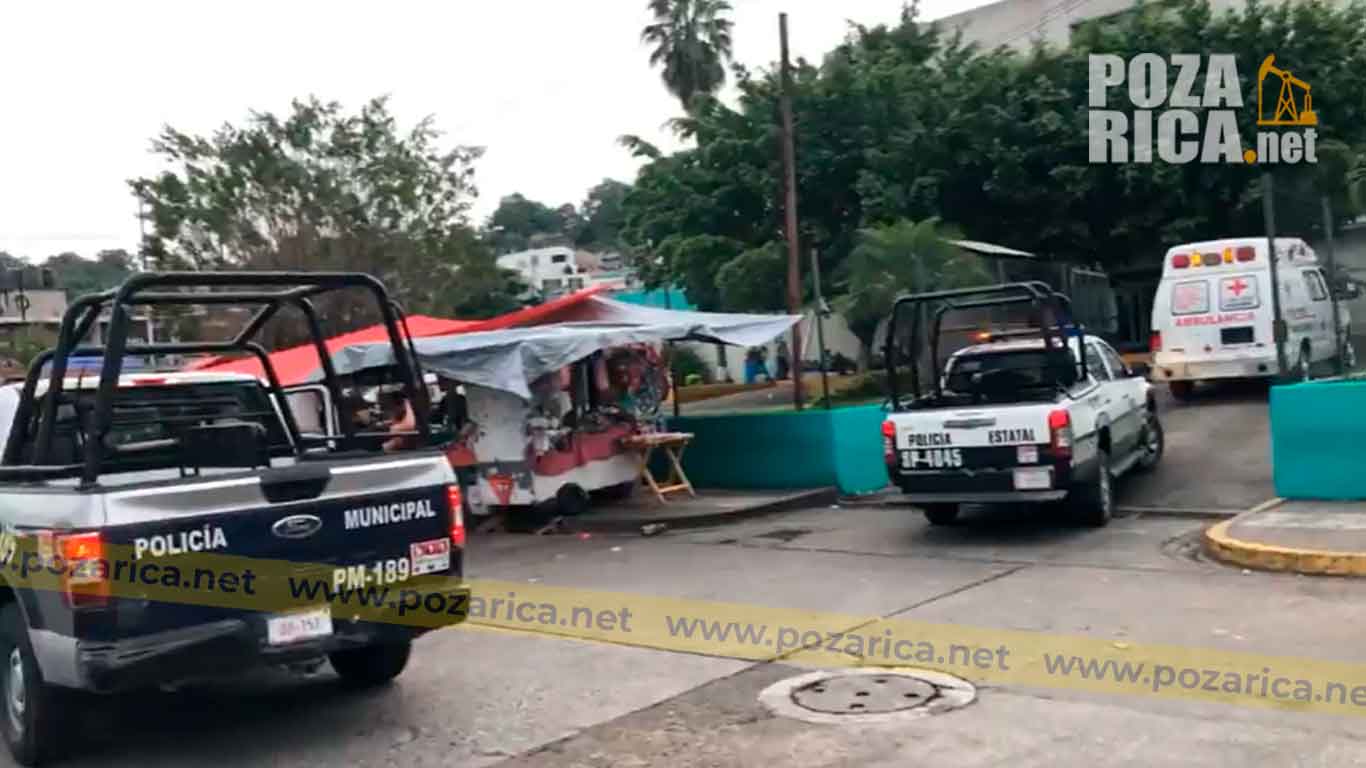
[1149,237,1352,399]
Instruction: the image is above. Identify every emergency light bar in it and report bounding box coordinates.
[1171,246,1255,269]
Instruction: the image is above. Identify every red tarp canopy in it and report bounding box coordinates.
[187,285,611,385]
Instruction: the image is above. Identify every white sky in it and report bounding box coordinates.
[0,0,992,261]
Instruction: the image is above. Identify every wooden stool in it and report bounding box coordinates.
[622,432,696,503]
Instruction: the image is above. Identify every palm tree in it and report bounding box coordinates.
[641,0,734,111]
[835,219,990,371]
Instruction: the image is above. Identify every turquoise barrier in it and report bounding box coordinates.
[665,404,889,495]
[1270,378,1366,499]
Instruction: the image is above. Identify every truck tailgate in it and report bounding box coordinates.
[888,403,1054,470]
[94,454,459,636]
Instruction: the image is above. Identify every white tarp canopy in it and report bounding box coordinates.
[329,298,800,399]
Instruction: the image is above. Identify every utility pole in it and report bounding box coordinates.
[809,247,831,408]
[778,12,805,410]
[1262,173,1288,376]
[1321,195,1345,374]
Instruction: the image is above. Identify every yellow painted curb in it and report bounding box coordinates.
[1203,510,1366,577]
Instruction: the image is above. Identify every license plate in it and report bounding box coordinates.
[900,448,964,469]
[1012,467,1052,490]
[1016,445,1039,464]
[410,538,452,576]
[267,606,333,646]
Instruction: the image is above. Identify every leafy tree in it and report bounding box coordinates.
[128,96,505,346]
[641,0,735,110]
[41,249,134,299]
[488,193,568,253]
[575,179,633,250]
[835,219,990,369]
[622,0,1366,322]
[716,242,787,311]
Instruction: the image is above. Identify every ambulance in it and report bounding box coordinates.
[1149,237,1352,399]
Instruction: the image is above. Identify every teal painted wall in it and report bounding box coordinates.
[1270,379,1366,499]
[665,405,889,494]
[612,288,696,311]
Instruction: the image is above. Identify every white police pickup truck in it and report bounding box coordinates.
[881,283,1165,527]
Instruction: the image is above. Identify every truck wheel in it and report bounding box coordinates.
[0,604,64,766]
[1069,449,1113,527]
[1168,381,1193,401]
[923,504,959,526]
[328,641,411,688]
[1135,413,1165,473]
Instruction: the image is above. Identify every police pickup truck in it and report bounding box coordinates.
[881,283,1165,528]
[0,273,467,765]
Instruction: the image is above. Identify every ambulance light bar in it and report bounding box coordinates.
[1171,246,1255,269]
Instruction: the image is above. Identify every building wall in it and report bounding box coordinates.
[496,246,586,295]
[937,0,1272,51]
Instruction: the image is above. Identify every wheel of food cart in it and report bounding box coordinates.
[0,604,67,765]
[555,483,591,517]
[329,641,412,687]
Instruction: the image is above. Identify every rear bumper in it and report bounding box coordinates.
[1151,355,1274,381]
[40,583,470,693]
[897,490,1067,503]
[892,464,1075,501]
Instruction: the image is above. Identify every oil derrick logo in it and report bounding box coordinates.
[1257,54,1316,127]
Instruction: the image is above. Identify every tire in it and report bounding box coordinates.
[1296,344,1312,382]
[1069,448,1113,527]
[0,604,64,766]
[923,504,959,526]
[1168,381,1194,401]
[555,484,591,517]
[1134,411,1165,473]
[328,641,411,688]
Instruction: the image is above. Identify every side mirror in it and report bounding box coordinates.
[1128,362,1151,378]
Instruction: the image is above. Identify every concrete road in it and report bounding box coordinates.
[47,499,1366,768]
[1118,379,1275,512]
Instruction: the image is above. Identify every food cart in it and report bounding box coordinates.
[325,303,800,518]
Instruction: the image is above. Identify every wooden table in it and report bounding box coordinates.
[622,431,696,503]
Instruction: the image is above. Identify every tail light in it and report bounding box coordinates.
[1150,331,1162,353]
[1048,409,1072,459]
[52,532,108,608]
[447,485,466,548]
[881,420,896,467]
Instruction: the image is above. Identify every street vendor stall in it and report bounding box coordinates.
[318,300,800,518]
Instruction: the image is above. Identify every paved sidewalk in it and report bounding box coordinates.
[1204,498,1366,575]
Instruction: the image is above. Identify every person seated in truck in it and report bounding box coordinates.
[381,390,416,452]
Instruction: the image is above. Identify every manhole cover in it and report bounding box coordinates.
[793,673,936,714]
[759,668,975,725]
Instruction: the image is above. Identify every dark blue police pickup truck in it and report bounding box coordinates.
[0,272,468,765]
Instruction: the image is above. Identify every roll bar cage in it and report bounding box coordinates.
[1,272,435,485]
[883,281,1090,410]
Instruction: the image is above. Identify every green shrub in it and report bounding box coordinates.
[669,346,712,385]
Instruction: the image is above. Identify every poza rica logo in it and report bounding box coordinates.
[1089,53,1318,165]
